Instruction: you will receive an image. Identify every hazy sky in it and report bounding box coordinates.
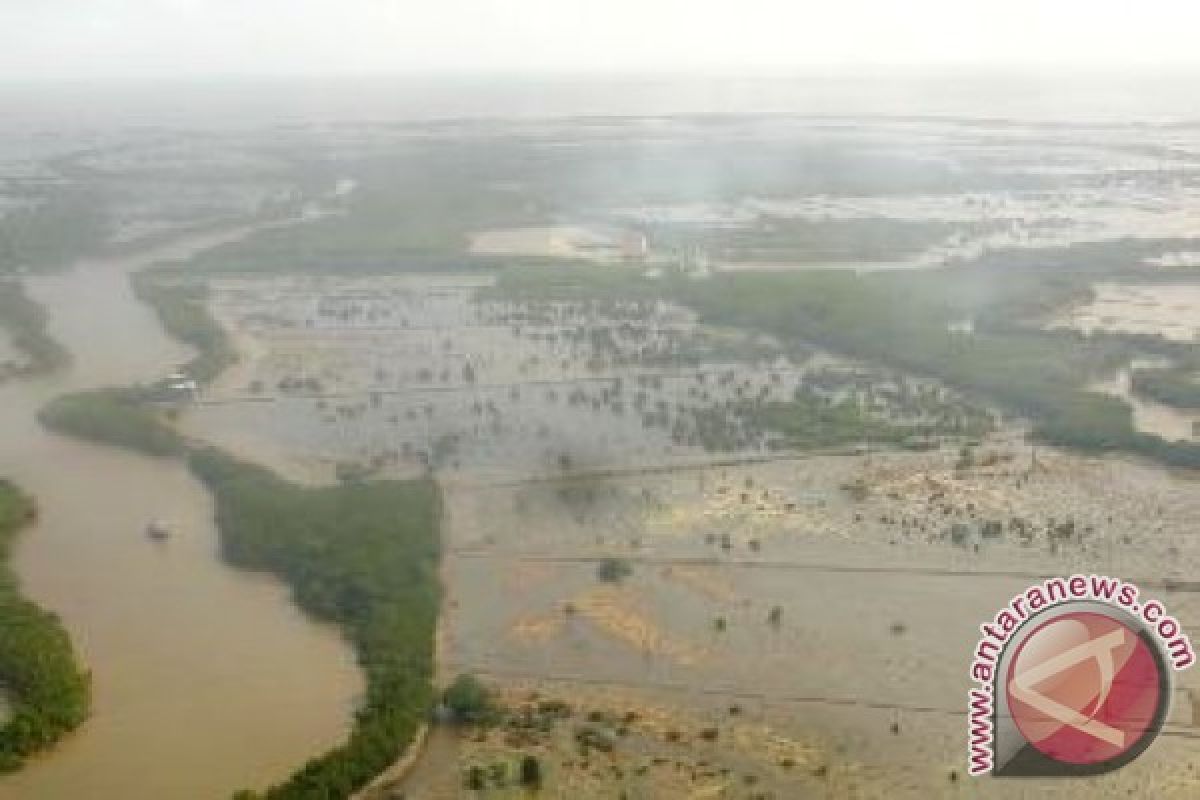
[4,1,1200,81]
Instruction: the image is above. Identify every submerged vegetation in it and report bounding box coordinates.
[494,262,1200,468]
[0,280,70,378]
[0,480,90,772]
[673,270,1200,466]
[189,449,440,799]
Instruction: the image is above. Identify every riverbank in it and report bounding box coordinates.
[32,237,444,797]
[0,480,89,772]
[0,280,69,379]
[0,225,362,799]
[192,449,441,798]
[39,391,445,797]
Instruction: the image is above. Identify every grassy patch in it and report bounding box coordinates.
[747,393,979,449]
[0,480,90,772]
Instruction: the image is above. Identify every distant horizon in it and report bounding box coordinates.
[6,63,1200,87]
[7,70,1200,130]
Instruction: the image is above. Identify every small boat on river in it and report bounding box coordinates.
[146,520,171,541]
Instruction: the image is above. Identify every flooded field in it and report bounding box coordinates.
[1052,282,1200,342]
[469,226,639,262]
[1090,363,1200,442]
[181,274,986,485]
[173,271,1200,797]
[0,234,361,799]
[7,97,1200,797]
[372,441,1200,798]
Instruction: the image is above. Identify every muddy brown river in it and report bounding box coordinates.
[0,231,361,799]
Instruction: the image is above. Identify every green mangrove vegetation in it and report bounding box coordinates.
[131,274,235,384]
[35,270,445,798]
[38,387,185,457]
[0,480,90,772]
[189,449,441,799]
[35,382,445,797]
[0,279,70,377]
[495,261,1200,468]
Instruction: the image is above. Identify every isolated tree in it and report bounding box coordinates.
[768,606,783,628]
[596,557,632,584]
[520,754,543,789]
[444,673,489,721]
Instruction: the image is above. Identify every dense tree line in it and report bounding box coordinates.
[188,449,441,799]
[0,480,90,772]
[674,270,1200,466]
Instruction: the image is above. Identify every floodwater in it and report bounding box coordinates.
[431,446,1200,798]
[1052,282,1200,342]
[0,231,361,799]
[1091,362,1200,442]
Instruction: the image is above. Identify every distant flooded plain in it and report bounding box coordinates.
[0,232,360,799]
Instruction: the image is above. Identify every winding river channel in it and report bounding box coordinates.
[0,230,361,799]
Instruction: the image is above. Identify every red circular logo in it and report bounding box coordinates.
[1005,611,1166,765]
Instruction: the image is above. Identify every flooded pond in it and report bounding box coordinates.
[0,232,361,799]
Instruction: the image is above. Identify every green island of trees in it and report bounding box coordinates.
[38,387,185,457]
[0,480,90,772]
[0,280,70,377]
[191,448,441,799]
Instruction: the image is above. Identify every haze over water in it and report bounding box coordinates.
[6,72,1200,134]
